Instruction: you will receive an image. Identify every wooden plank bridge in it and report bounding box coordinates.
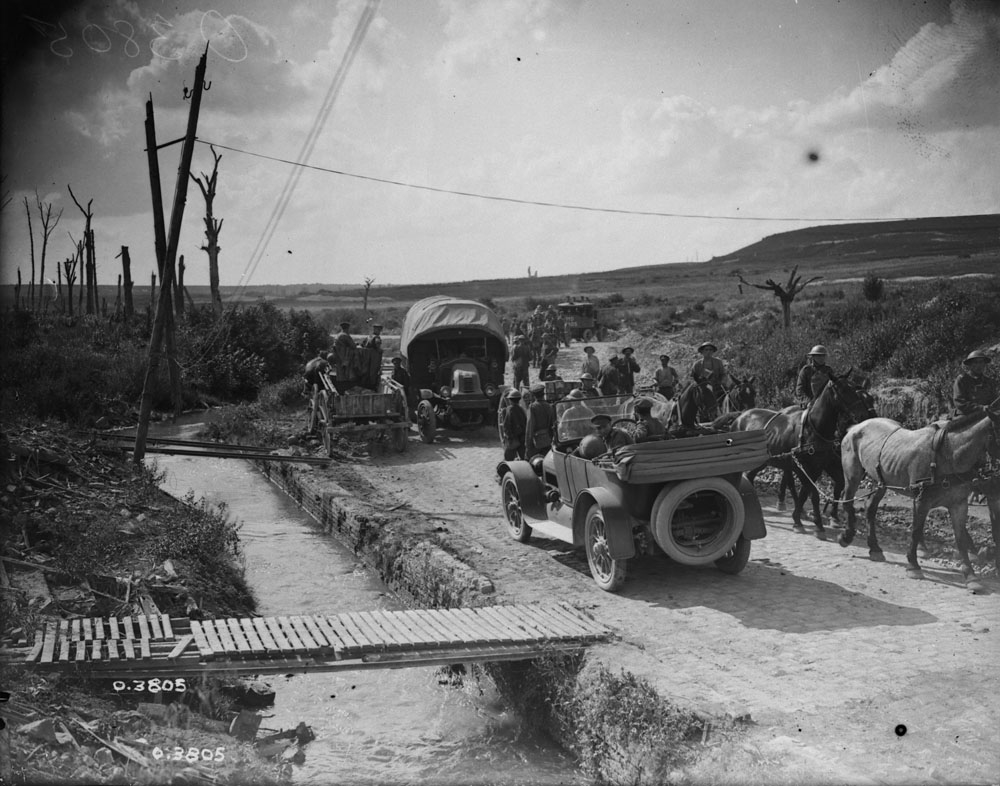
[21,604,610,677]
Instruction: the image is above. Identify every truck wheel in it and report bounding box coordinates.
[715,535,751,574]
[584,504,627,592]
[417,401,436,444]
[501,474,532,543]
[651,478,744,565]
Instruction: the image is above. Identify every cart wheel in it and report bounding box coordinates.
[417,401,436,444]
[715,535,751,574]
[584,503,627,592]
[501,474,532,543]
[322,428,334,458]
[392,426,408,452]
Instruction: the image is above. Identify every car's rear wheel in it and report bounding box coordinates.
[714,534,751,574]
[501,474,532,543]
[651,478,744,565]
[584,504,627,592]
[417,401,436,444]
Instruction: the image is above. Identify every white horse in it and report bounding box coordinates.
[839,410,999,593]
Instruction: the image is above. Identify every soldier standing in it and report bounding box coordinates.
[580,345,601,378]
[525,382,555,457]
[333,322,357,385]
[510,335,532,390]
[655,354,679,399]
[502,389,527,460]
[619,347,640,395]
[598,349,622,396]
[361,323,383,352]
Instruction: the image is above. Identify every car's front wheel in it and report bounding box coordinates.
[714,534,751,574]
[584,504,627,592]
[417,401,436,444]
[501,474,532,543]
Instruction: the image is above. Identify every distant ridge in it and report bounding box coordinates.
[712,214,999,265]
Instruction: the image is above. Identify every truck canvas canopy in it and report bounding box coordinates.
[400,296,508,363]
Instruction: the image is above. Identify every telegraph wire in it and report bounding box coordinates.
[196,137,901,225]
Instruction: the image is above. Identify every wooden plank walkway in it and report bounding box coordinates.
[22,604,610,677]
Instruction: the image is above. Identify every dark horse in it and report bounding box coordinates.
[774,383,878,519]
[720,375,757,414]
[666,379,718,435]
[731,370,874,539]
[839,409,999,592]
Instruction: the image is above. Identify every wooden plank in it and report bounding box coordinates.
[347,613,388,651]
[452,608,504,644]
[92,639,102,661]
[92,618,104,639]
[106,639,119,660]
[75,640,87,662]
[161,615,174,639]
[262,617,294,653]
[393,611,442,647]
[549,604,607,637]
[277,616,306,653]
[136,615,150,640]
[122,617,136,640]
[336,613,374,650]
[239,619,266,655]
[71,619,82,641]
[40,622,57,664]
[476,607,534,643]
[139,638,151,660]
[212,619,237,654]
[82,618,93,641]
[225,619,251,654]
[288,616,319,653]
[58,636,71,663]
[488,606,547,641]
[59,619,69,641]
[25,636,44,664]
[108,617,119,640]
[189,621,214,658]
[148,614,163,640]
[167,635,194,660]
[411,609,464,646]
[517,605,581,640]
[252,617,279,652]
[299,616,330,651]
[384,611,432,647]
[312,615,355,656]
[122,638,135,660]
[431,609,487,645]
[200,620,225,656]
[360,611,413,650]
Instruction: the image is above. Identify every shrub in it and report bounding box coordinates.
[862,273,885,301]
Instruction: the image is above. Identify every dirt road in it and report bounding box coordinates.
[361,416,999,784]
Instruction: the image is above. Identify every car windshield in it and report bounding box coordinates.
[554,394,633,446]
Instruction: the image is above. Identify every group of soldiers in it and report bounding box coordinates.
[504,305,569,377]
[302,321,385,394]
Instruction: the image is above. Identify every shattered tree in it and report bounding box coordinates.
[191,146,224,317]
[737,265,821,329]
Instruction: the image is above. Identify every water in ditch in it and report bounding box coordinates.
[150,420,582,786]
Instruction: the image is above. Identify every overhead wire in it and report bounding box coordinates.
[196,138,904,225]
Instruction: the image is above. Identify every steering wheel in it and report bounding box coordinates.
[610,417,636,430]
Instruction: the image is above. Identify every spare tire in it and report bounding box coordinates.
[651,478,744,565]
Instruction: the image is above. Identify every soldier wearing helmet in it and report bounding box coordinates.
[953,350,996,417]
[796,344,834,407]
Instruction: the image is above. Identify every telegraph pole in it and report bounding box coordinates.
[134,48,210,463]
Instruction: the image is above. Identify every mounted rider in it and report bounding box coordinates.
[689,341,728,419]
[796,345,834,407]
[953,350,996,417]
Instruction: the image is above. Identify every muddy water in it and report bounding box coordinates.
[149,421,581,786]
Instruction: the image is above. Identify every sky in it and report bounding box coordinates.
[1,0,998,292]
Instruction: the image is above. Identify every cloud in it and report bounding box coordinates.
[430,0,564,82]
[62,87,132,150]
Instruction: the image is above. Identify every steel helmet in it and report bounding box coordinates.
[808,345,828,356]
[577,434,606,459]
[963,350,991,365]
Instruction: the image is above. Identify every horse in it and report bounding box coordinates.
[720,375,756,414]
[665,379,719,435]
[730,370,874,539]
[839,409,999,592]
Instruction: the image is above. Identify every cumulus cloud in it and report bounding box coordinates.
[61,87,132,150]
[430,0,564,82]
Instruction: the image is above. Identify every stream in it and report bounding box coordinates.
[149,420,582,785]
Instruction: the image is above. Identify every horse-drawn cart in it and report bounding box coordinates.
[307,347,410,456]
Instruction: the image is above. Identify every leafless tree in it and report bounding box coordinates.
[63,251,78,319]
[68,185,97,314]
[23,198,36,310]
[362,276,375,315]
[33,190,63,312]
[191,146,224,316]
[737,265,822,329]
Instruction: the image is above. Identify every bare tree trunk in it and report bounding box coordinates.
[85,228,97,315]
[57,265,63,312]
[175,255,185,318]
[121,246,135,322]
[115,274,122,320]
[15,269,22,311]
[35,191,62,314]
[192,146,224,317]
[23,198,35,311]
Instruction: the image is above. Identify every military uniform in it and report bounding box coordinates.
[953,370,996,416]
[796,363,834,405]
[655,363,679,399]
[511,339,532,390]
[690,356,726,387]
[619,350,640,395]
[503,396,528,460]
[525,386,555,457]
[597,360,621,395]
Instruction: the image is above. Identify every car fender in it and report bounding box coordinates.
[573,486,636,561]
[737,474,766,540]
[496,460,548,521]
[419,388,434,400]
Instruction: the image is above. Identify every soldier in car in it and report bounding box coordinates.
[632,398,666,442]
[579,372,599,398]
[589,413,633,452]
[556,388,596,442]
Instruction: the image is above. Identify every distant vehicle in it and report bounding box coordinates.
[496,393,768,592]
[400,296,508,443]
[557,297,607,342]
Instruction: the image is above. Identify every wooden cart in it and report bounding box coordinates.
[307,375,410,456]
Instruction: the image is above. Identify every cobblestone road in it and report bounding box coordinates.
[365,428,999,785]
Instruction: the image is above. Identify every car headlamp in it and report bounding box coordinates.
[484,384,498,398]
[440,386,452,398]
